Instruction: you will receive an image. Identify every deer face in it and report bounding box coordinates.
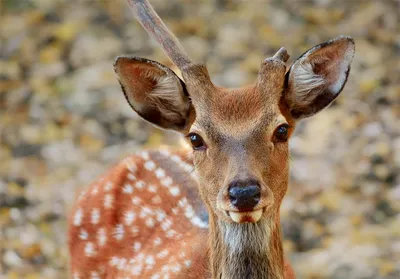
[186,88,291,224]
[114,36,354,224]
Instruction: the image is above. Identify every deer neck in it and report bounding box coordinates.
[208,211,284,279]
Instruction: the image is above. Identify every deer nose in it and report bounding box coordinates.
[228,181,261,211]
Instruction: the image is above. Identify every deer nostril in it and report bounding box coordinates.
[228,194,237,203]
[228,185,261,211]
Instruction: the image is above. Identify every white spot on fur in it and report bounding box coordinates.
[156,249,169,259]
[178,197,208,228]
[79,228,88,240]
[84,242,96,257]
[172,207,179,215]
[166,229,178,238]
[113,224,124,241]
[139,206,152,218]
[110,256,119,266]
[171,155,181,163]
[104,181,113,192]
[122,183,134,194]
[155,168,165,178]
[77,189,86,201]
[104,194,113,208]
[139,151,149,160]
[184,205,195,219]
[117,258,127,270]
[146,217,155,228]
[73,208,83,226]
[135,180,145,189]
[125,157,137,173]
[131,263,143,276]
[133,241,142,252]
[124,210,136,226]
[169,186,180,196]
[148,184,157,193]
[171,263,181,273]
[127,173,136,181]
[144,160,156,171]
[160,150,170,156]
[90,271,100,279]
[132,196,142,205]
[91,185,99,195]
[178,197,187,207]
[161,219,172,231]
[155,209,166,222]
[91,208,100,225]
[131,226,139,236]
[182,163,193,173]
[145,255,155,269]
[192,216,208,228]
[153,237,162,246]
[161,177,173,187]
[97,228,107,246]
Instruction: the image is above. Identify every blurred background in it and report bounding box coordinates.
[1,0,399,278]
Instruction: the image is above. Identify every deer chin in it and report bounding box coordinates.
[227,208,263,223]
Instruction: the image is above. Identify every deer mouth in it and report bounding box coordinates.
[226,208,264,223]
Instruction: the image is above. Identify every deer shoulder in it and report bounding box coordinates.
[69,150,210,279]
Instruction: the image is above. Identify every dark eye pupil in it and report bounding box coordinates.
[190,134,204,149]
[276,125,289,141]
[278,126,287,134]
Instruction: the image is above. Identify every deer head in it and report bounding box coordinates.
[114,0,354,278]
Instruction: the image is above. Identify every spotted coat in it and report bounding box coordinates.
[69,149,210,279]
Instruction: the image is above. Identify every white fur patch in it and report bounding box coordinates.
[329,45,354,93]
[149,75,188,123]
[221,219,271,254]
[292,60,326,103]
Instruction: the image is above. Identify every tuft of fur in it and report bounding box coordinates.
[292,60,326,104]
[210,218,284,279]
[148,74,189,124]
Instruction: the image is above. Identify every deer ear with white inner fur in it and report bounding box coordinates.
[114,56,191,131]
[284,36,355,119]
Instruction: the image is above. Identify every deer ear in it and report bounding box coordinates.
[285,36,355,119]
[114,56,191,131]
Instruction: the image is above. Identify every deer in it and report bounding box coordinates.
[68,0,355,278]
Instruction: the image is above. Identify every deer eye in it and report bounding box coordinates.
[274,124,290,142]
[188,133,206,150]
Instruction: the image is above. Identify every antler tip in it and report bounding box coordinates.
[273,47,290,63]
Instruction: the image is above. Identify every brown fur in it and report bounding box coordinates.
[68,150,294,279]
[69,1,355,278]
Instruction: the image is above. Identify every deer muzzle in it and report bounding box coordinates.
[223,179,265,223]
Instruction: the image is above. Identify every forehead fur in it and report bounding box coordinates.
[186,59,289,137]
[211,86,266,130]
[194,86,284,139]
